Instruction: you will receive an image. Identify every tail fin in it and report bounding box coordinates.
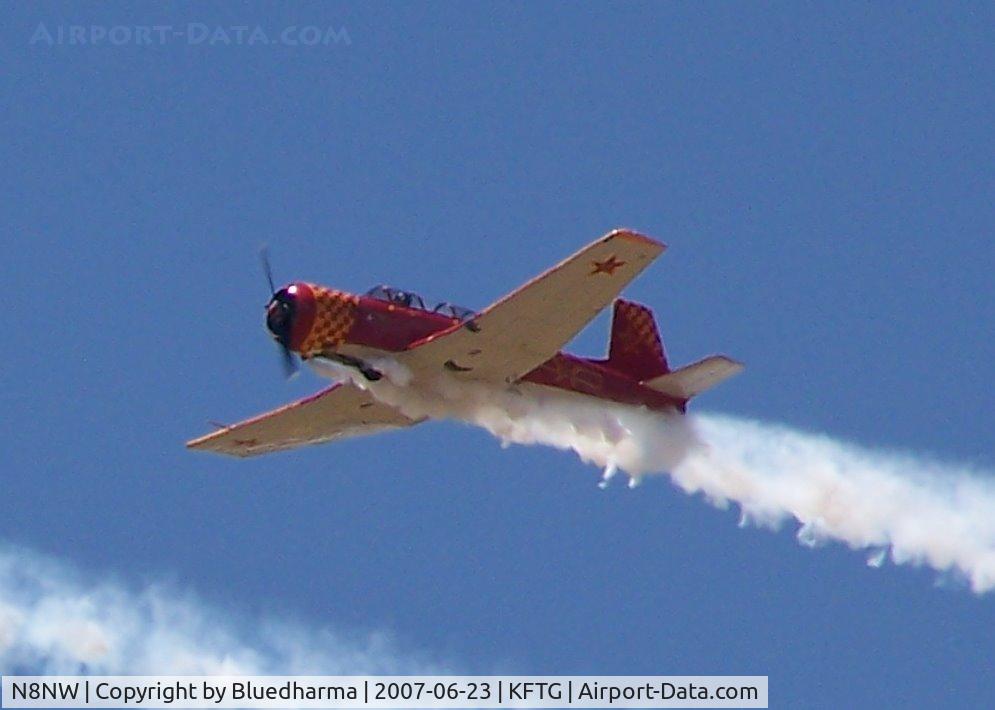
[605,299,670,380]
[643,355,744,399]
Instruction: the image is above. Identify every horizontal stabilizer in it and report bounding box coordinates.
[643,355,744,399]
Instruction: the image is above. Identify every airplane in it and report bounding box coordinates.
[187,229,743,457]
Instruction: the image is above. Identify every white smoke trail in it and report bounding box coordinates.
[320,358,995,593]
[687,414,995,593]
[0,545,444,675]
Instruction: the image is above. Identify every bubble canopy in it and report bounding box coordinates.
[364,284,476,320]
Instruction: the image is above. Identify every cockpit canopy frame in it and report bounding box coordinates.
[365,285,476,321]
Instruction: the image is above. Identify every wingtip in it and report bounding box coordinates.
[713,354,747,376]
[185,429,223,451]
[185,434,253,457]
[603,228,667,253]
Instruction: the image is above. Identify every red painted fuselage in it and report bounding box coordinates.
[283,283,687,413]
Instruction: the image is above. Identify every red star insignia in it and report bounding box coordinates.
[233,438,258,447]
[591,255,626,275]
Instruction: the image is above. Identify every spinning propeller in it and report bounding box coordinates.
[260,247,299,379]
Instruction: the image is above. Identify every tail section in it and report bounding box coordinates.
[643,355,744,399]
[603,298,744,401]
[605,299,670,380]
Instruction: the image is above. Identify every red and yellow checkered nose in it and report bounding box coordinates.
[292,283,359,357]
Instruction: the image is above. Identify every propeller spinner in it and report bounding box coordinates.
[260,247,300,378]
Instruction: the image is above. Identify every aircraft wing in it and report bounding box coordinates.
[401,229,665,383]
[186,382,422,457]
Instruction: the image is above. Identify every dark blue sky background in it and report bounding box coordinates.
[2,3,993,707]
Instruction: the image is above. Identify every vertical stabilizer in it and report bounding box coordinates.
[605,299,670,380]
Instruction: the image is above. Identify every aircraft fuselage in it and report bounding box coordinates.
[286,284,685,413]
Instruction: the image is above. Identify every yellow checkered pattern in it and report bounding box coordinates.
[299,286,359,356]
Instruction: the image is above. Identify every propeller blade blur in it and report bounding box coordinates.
[260,246,276,296]
[279,344,298,379]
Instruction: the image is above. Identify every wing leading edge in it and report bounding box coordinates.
[186,383,422,458]
[401,229,666,384]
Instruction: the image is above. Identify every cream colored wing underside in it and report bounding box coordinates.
[186,382,421,457]
[400,229,666,384]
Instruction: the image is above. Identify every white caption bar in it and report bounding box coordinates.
[2,676,767,709]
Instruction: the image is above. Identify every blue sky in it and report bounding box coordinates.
[2,2,994,707]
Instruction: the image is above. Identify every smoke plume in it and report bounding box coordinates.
[0,545,442,675]
[323,358,995,593]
